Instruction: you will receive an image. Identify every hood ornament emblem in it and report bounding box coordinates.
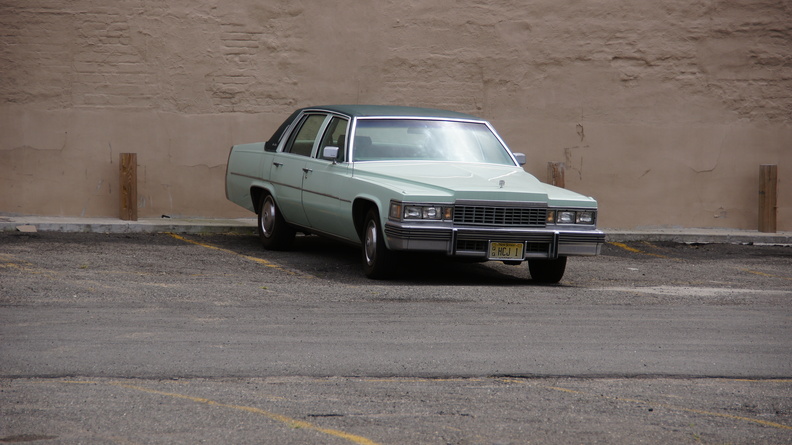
[499,180,506,188]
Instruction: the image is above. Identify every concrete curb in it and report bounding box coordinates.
[0,217,257,235]
[1,216,791,245]
[603,229,792,246]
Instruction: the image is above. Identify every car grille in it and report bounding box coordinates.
[453,205,547,227]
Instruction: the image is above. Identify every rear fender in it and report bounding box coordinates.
[250,184,277,214]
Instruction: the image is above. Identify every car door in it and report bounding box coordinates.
[268,113,328,228]
[301,115,357,240]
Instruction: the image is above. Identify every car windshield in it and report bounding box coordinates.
[352,119,515,165]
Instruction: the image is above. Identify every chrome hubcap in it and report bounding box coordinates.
[261,198,275,237]
[364,220,377,266]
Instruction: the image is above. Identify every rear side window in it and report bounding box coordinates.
[284,114,326,157]
[265,109,302,152]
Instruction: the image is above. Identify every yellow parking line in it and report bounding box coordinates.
[608,242,674,259]
[0,253,68,279]
[542,384,792,431]
[166,233,308,277]
[0,254,112,293]
[0,253,38,272]
[640,241,664,250]
[740,268,792,281]
[62,380,380,445]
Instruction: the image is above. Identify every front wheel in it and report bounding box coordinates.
[257,194,295,250]
[361,208,395,279]
[528,257,567,284]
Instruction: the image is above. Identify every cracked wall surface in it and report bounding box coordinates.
[0,0,789,229]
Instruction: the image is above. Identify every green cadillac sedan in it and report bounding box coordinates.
[226,105,604,281]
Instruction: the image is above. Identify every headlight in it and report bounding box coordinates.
[550,209,596,225]
[404,205,423,219]
[390,202,451,221]
[557,211,576,224]
[576,211,594,224]
[409,205,443,220]
[422,207,440,219]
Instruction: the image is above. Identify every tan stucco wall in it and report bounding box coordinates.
[1,1,790,230]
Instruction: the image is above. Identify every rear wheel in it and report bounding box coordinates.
[361,207,394,279]
[528,257,567,284]
[257,194,295,250]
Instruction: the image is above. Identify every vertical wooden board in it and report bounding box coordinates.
[758,164,777,233]
[120,153,138,221]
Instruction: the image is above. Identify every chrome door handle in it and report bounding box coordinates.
[273,162,283,167]
[302,168,313,173]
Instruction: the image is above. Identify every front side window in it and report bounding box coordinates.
[284,114,326,157]
[352,119,514,165]
[318,116,349,162]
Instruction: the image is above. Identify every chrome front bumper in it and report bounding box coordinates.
[384,222,604,259]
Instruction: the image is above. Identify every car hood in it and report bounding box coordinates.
[352,161,597,207]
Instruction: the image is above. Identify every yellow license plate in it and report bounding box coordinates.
[488,242,525,260]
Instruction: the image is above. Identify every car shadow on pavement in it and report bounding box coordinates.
[205,233,558,287]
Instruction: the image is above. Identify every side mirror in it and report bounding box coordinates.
[513,152,526,166]
[322,146,340,162]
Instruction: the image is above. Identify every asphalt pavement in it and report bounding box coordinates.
[1,228,791,443]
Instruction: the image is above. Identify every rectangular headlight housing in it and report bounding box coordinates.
[404,205,423,219]
[550,209,596,225]
[557,211,576,224]
[390,202,452,221]
[576,211,594,224]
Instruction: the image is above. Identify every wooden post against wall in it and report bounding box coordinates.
[547,162,565,188]
[119,153,138,221]
[758,164,777,233]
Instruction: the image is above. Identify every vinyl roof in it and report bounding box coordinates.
[304,104,484,120]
